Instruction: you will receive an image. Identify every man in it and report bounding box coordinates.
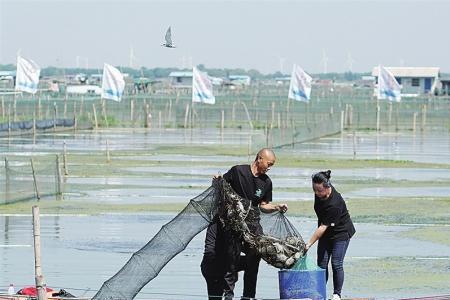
[201,148,288,300]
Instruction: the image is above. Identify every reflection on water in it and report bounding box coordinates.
[1,214,449,299]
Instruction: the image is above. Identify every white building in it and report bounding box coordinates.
[66,85,102,95]
[168,71,193,88]
[229,75,251,86]
[372,67,440,96]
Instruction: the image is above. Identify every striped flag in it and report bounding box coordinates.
[15,56,41,94]
[288,64,312,102]
[378,66,401,101]
[101,63,125,102]
[192,66,215,104]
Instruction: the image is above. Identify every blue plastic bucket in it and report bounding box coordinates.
[278,269,326,300]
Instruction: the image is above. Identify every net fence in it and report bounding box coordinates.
[1,85,449,146]
[0,156,63,204]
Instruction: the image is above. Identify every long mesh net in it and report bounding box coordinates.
[92,178,305,300]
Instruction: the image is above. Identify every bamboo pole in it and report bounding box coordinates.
[31,158,41,200]
[80,95,84,116]
[13,93,17,122]
[33,112,36,140]
[106,139,111,163]
[55,155,63,200]
[232,102,236,125]
[388,102,393,127]
[37,97,41,119]
[168,99,172,125]
[271,101,275,129]
[101,99,108,128]
[63,95,67,118]
[413,112,417,132]
[8,103,11,137]
[376,103,380,131]
[241,102,253,130]
[1,96,4,119]
[92,104,98,130]
[395,102,399,131]
[184,103,190,128]
[53,102,57,132]
[158,110,162,129]
[63,141,68,175]
[144,104,151,128]
[421,104,427,131]
[130,99,134,122]
[5,157,10,203]
[32,206,48,300]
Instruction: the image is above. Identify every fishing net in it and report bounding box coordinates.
[0,118,75,132]
[92,177,305,300]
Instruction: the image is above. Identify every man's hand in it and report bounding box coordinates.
[277,203,288,213]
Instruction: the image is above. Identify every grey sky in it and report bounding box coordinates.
[1,0,449,74]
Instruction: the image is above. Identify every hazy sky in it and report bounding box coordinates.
[1,0,449,74]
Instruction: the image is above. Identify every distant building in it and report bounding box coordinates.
[66,85,102,95]
[440,76,450,95]
[229,75,251,86]
[372,67,440,96]
[274,76,290,85]
[168,71,193,88]
[0,71,15,81]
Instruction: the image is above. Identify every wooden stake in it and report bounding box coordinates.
[1,96,4,119]
[106,139,111,163]
[55,155,63,200]
[53,103,57,132]
[221,110,225,132]
[31,158,40,200]
[101,99,108,128]
[13,93,17,122]
[63,141,68,175]
[421,104,427,131]
[92,103,98,130]
[376,103,380,131]
[241,102,253,130]
[413,112,417,132]
[184,103,190,128]
[32,206,48,300]
[158,110,162,129]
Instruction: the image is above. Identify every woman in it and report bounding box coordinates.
[305,170,356,300]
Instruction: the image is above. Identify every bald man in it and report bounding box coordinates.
[201,148,288,300]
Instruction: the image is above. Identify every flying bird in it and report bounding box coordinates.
[162,26,176,48]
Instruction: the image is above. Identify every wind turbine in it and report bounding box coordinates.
[346,52,355,72]
[277,56,286,74]
[129,45,138,68]
[321,49,329,74]
[162,26,176,48]
[76,56,89,69]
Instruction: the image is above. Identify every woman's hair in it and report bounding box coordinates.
[312,170,332,188]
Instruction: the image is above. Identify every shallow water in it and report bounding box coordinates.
[1,214,449,299]
[2,129,450,298]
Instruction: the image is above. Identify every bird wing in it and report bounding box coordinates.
[165,26,173,45]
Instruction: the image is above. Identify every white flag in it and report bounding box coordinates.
[288,64,312,102]
[192,66,215,104]
[101,63,125,102]
[378,66,401,101]
[15,56,41,94]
